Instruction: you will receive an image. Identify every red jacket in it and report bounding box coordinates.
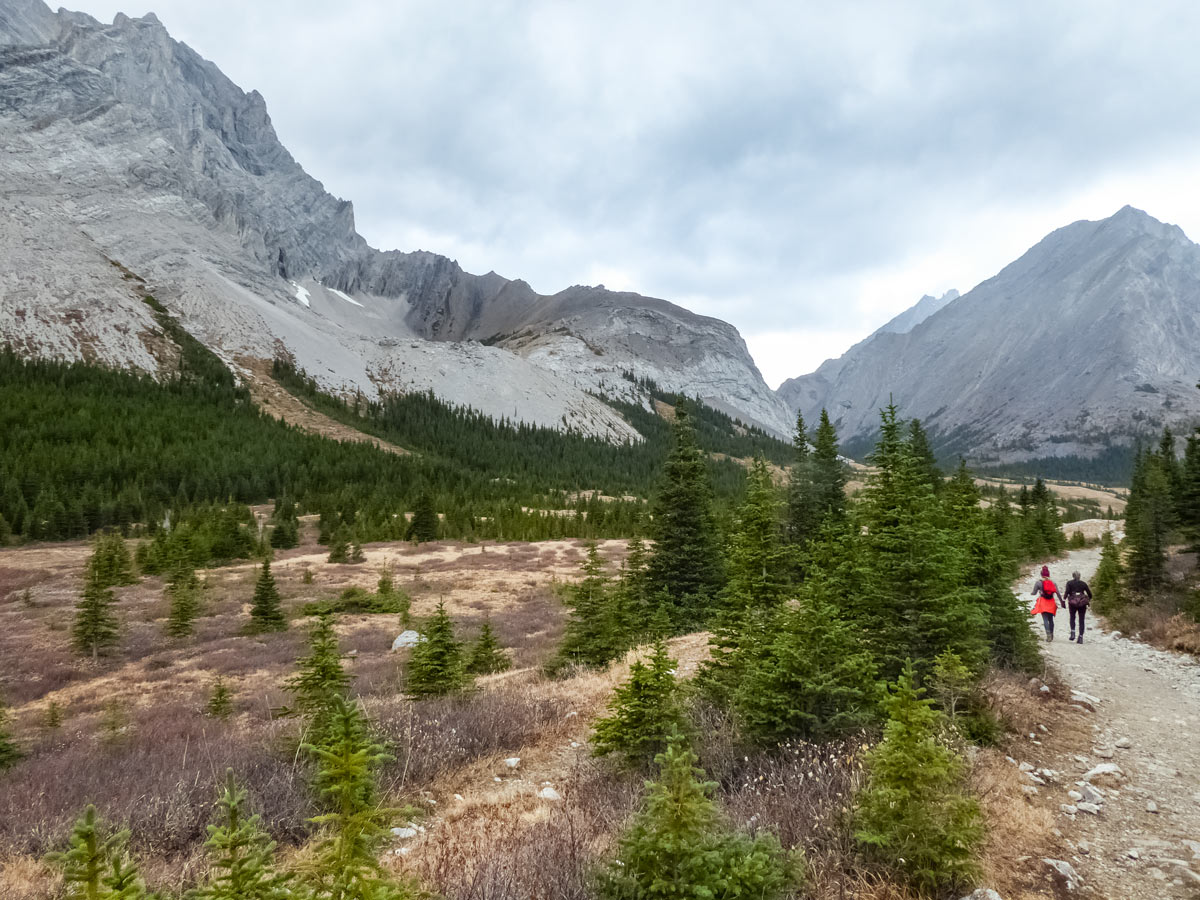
[1030,578,1060,616]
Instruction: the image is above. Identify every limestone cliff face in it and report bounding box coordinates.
[777,207,1200,462]
[0,2,791,437]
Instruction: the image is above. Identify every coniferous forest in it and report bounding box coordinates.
[0,338,796,549]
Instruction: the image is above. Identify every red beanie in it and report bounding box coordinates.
[1041,566,1050,577]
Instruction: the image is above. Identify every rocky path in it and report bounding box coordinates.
[1017,547,1200,897]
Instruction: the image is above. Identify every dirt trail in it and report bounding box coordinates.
[1018,547,1200,897]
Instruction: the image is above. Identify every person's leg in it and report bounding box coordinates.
[1077,607,1085,642]
[1069,607,1078,641]
[1042,612,1054,640]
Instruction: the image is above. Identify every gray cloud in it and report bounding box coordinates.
[67,0,1200,383]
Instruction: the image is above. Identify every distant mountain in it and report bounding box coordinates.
[778,207,1200,469]
[869,289,960,339]
[0,2,792,438]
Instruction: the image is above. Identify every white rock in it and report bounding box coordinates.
[1019,762,1035,772]
[1115,736,1132,749]
[958,890,1005,900]
[1077,802,1101,815]
[1067,790,1083,802]
[391,630,423,650]
[1146,800,1159,813]
[1078,784,1105,804]
[1041,858,1082,891]
[1081,762,1123,783]
[537,787,562,801]
[1128,848,1140,859]
[1061,804,1078,816]
[1078,840,1090,855]
[504,757,521,769]
[390,826,418,839]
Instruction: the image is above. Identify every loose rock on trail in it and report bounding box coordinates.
[1015,545,1200,898]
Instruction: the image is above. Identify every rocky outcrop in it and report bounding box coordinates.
[0,2,791,438]
[778,208,1200,462]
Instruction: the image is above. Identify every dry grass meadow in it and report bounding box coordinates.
[0,520,1080,899]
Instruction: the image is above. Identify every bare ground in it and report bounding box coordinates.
[1004,548,1200,898]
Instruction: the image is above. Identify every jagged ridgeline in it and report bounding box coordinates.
[0,318,791,545]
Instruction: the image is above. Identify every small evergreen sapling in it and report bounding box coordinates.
[73,568,120,660]
[465,620,511,675]
[285,613,352,744]
[350,540,365,563]
[406,601,469,697]
[43,700,65,730]
[326,529,350,564]
[0,695,21,769]
[302,697,423,900]
[189,769,291,900]
[596,739,794,900]
[165,567,203,638]
[591,641,686,767]
[247,560,287,633]
[854,662,984,897]
[206,678,235,720]
[48,805,146,900]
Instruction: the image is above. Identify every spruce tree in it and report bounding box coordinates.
[0,694,20,770]
[785,410,819,545]
[326,529,350,564]
[406,601,469,697]
[596,739,794,900]
[86,531,139,590]
[165,567,203,638]
[1125,449,1173,592]
[269,498,300,550]
[1092,530,1125,613]
[350,540,365,563]
[302,697,422,900]
[644,403,726,629]
[247,560,287,633]
[942,462,1039,671]
[73,568,120,660]
[206,677,235,720]
[285,613,352,744]
[1177,430,1200,555]
[811,408,847,526]
[854,662,984,897]
[733,592,879,744]
[554,543,625,670]
[48,805,146,900]
[854,404,988,680]
[907,418,942,494]
[190,769,292,900]
[408,493,439,543]
[466,620,511,674]
[592,642,686,767]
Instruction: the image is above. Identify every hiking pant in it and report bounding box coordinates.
[1041,612,1055,635]
[1070,605,1086,637]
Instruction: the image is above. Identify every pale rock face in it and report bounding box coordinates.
[778,207,1200,461]
[0,2,789,440]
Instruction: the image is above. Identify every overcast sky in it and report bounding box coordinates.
[68,0,1200,386]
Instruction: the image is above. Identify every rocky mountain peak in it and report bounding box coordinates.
[778,206,1200,469]
[0,1,793,438]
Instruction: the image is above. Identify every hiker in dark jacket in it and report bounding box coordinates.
[1063,570,1092,644]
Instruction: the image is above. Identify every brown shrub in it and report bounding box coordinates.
[370,677,580,793]
[0,702,313,859]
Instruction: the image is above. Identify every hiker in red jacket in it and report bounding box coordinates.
[1029,565,1063,641]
